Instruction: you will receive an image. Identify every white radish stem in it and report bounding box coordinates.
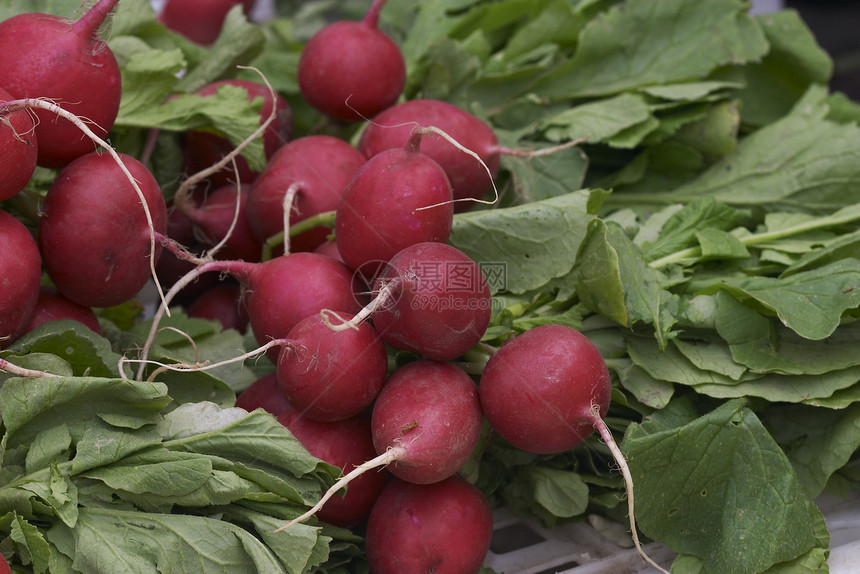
[492,135,590,158]
[0,358,61,378]
[589,403,670,574]
[0,97,168,314]
[274,445,407,533]
[320,278,400,332]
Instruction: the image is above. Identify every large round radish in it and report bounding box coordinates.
[0,86,38,201]
[246,135,366,252]
[478,324,670,573]
[298,0,405,122]
[479,324,611,454]
[179,183,263,262]
[277,407,390,528]
[369,242,491,361]
[335,129,454,274]
[364,475,493,574]
[276,360,482,531]
[0,0,122,168]
[359,99,501,208]
[183,79,293,185]
[0,210,41,348]
[159,0,256,45]
[277,312,388,422]
[24,287,101,336]
[38,152,167,308]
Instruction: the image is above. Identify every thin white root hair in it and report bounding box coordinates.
[589,403,670,574]
[500,135,590,158]
[281,182,301,256]
[320,278,400,332]
[273,445,407,533]
[0,358,62,378]
[0,97,169,315]
[414,125,500,211]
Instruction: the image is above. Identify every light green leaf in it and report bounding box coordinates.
[532,0,767,99]
[537,93,653,144]
[530,467,589,518]
[624,399,821,574]
[10,513,51,574]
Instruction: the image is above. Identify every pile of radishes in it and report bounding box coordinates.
[0,1,666,573]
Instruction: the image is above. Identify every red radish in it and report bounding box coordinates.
[359,99,501,208]
[187,282,248,333]
[38,151,167,308]
[364,475,493,574]
[297,0,405,122]
[234,372,291,417]
[24,287,102,336]
[183,79,293,185]
[277,407,390,528]
[246,135,366,252]
[0,86,37,200]
[155,205,220,305]
[369,242,491,361]
[0,552,10,574]
[335,128,454,274]
[144,251,361,367]
[277,312,388,422]
[478,324,669,573]
[275,360,482,531]
[159,0,256,45]
[178,183,263,262]
[0,209,41,348]
[313,239,343,262]
[0,0,122,168]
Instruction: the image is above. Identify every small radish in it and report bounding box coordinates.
[0,209,41,348]
[277,407,390,528]
[359,99,501,208]
[159,0,257,45]
[478,324,669,574]
[178,183,263,262]
[335,128,453,274]
[364,475,493,574]
[0,0,122,168]
[38,151,167,308]
[235,372,291,417]
[246,135,366,253]
[155,205,220,305]
[329,242,491,361]
[0,86,38,201]
[0,552,10,574]
[183,79,293,185]
[23,287,102,336]
[297,0,405,122]
[276,359,482,531]
[187,281,248,333]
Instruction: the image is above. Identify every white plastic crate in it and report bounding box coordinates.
[485,493,860,574]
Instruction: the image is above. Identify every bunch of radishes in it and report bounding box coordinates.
[0,1,666,573]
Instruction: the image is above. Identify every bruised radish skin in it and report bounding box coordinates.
[335,129,453,274]
[23,287,101,336]
[370,242,491,361]
[0,87,38,200]
[246,135,365,252]
[278,407,390,528]
[478,324,611,455]
[183,79,293,185]
[359,99,500,208]
[159,0,256,45]
[0,210,41,348]
[364,476,493,574]
[180,183,263,262]
[0,0,122,168]
[371,360,482,484]
[297,0,405,122]
[38,152,168,308]
[234,372,291,417]
[277,312,388,422]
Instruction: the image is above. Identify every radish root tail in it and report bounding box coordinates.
[590,402,670,574]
